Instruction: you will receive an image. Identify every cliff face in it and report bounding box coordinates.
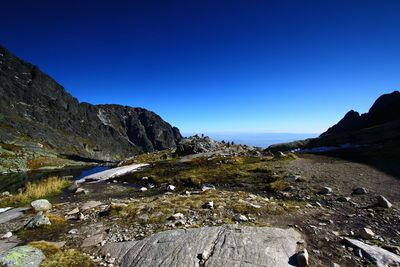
[0,45,181,167]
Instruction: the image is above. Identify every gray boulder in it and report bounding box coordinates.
[0,208,28,224]
[0,245,45,266]
[376,195,392,208]
[344,238,400,267]
[297,248,309,267]
[100,225,303,267]
[318,187,332,194]
[232,214,248,222]
[24,212,51,229]
[30,199,52,212]
[175,136,217,156]
[353,187,368,195]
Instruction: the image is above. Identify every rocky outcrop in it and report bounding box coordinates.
[0,46,181,170]
[100,225,303,267]
[175,136,218,156]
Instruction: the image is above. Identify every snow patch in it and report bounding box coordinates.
[293,143,368,153]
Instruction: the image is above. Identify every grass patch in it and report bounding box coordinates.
[45,213,67,225]
[119,155,291,188]
[28,241,61,256]
[110,189,304,228]
[0,176,71,208]
[41,249,95,267]
[27,157,69,170]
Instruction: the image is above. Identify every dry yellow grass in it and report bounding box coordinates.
[41,249,95,267]
[111,189,304,226]
[28,241,61,257]
[45,213,67,225]
[0,176,71,208]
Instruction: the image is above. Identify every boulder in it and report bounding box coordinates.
[81,201,103,211]
[201,201,214,209]
[139,187,147,192]
[168,213,184,221]
[24,212,51,229]
[0,245,45,267]
[359,228,375,239]
[274,151,286,158]
[0,232,12,239]
[81,234,104,248]
[344,238,400,267]
[74,188,88,194]
[376,195,392,208]
[318,187,332,195]
[200,184,216,191]
[297,248,309,267]
[337,196,351,202]
[232,214,248,222]
[353,187,368,195]
[0,208,28,224]
[167,185,175,191]
[175,136,217,156]
[30,199,52,212]
[100,225,303,267]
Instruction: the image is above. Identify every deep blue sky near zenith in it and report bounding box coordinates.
[2,0,400,135]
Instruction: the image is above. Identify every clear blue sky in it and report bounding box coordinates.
[2,0,400,134]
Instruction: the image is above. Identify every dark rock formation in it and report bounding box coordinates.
[267,91,400,152]
[321,91,400,136]
[0,46,181,165]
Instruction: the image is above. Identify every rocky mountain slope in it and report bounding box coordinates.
[267,91,400,152]
[0,46,181,172]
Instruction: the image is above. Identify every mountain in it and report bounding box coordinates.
[321,91,400,136]
[267,91,400,152]
[0,46,181,172]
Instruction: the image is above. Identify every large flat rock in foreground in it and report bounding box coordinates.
[101,225,303,267]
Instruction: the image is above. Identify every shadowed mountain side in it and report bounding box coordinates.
[0,46,181,171]
[267,91,400,178]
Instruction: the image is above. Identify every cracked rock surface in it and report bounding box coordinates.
[100,225,303,267]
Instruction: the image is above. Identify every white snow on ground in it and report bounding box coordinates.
[76,163,148,184]
[293,143,368,153]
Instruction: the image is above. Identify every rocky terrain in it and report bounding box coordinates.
[0,46,181,173]
[267,91,400,155]
[0,136,399,266]
[1,47,400,266]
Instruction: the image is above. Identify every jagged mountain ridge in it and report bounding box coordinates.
[0,45,182,165]
[267,91,400,152]
[321,91,400,136]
